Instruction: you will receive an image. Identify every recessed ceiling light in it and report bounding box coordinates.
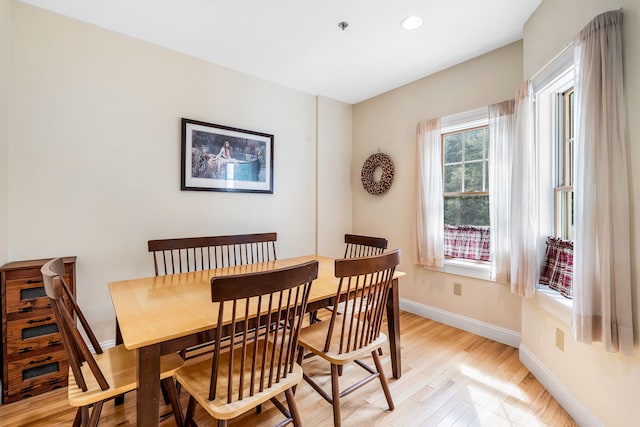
[401,16,423,30]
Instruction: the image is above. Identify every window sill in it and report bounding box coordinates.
[536,286,572,324]
[439,258,491,281]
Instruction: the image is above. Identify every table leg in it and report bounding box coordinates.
[386,278,401,379]
[137,344,161,427]
[115,320,124,406]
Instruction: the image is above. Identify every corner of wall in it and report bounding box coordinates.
[0,0,10,265]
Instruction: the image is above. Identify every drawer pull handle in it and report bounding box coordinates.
[27,317,52,324]
[49,378,62,385]
[19,307,33,313]
[28,356,53,365]
[48,340,61,347]
[20,386,35,393]
[19,347,33,353]
[26,279,44,284]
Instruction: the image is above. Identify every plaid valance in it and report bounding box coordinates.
[444,225,490,262]
[539,236,574,298]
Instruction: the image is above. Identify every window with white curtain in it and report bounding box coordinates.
[535,53,575,300]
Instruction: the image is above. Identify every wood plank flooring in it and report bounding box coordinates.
[0,311,577,426]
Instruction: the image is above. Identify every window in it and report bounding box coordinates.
[535,58,575,299]
[554,88,574,240]
[443,126,490,226]
[442,125,490,262]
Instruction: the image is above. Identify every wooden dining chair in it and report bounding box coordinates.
[309,233,388,325]
[176,260,318,427]
[343,233,388,258]
[148,232,278,276]
[297,250,400,427]
[41,258,184,427]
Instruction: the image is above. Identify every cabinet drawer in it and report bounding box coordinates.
[5,279,52,314]
[7,333,64,359]
[6,315,60,348]
[6,350,68,394]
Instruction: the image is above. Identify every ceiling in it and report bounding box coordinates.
[20,0,542,104]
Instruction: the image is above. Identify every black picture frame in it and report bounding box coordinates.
[181,118,274,193]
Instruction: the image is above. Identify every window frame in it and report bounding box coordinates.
[533,49,575,308]
[440,109,491,270]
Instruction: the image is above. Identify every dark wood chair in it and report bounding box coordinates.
[310,233,388,325]
[144,232,278,361]
[40,258,184,427]
[148,232,277,276]
[344,233,388,258]
[297,250,400,427]
[176,260,319,427]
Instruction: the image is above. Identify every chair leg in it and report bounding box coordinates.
[88,401,104,427]
[161,377,184,427]
[285,387,303,427]
[217,420,227,427]
[330,364,341,427]
[72,407,82,427]
[372,350,394,411]
[185,396,197,426]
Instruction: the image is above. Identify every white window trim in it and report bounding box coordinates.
[534,47,575,308]
[441,258,491,281]
[440,106,492,281]
[536,286,571,324]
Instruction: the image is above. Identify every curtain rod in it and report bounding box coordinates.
[529,41,573,82]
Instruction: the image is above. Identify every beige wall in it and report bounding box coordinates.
[6,1,341,341]
[0,0,8,265]
[316,96,352,258]
[352,41,524,333]
[521,1,640,425]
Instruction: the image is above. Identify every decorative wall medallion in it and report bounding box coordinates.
[361,151,394,195]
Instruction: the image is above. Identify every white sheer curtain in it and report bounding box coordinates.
[415,118,444,267]
[510,81,538,297]
[488,100,514,284]
[572,10,633,354]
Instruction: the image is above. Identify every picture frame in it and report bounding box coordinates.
[181,118,274,193]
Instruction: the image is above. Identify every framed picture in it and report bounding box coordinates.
[181,118,274,193]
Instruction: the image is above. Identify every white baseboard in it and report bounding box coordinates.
[399,298,521,347]
[519,345,603,427]
[399,299,601,426]
[88,339,116,354]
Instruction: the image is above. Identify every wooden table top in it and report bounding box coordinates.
[110,255,403,350]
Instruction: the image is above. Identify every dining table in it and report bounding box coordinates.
[108,254,405,427]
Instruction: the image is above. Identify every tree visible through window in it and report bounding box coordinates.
[443,126,489,226]
[442,126,490,262]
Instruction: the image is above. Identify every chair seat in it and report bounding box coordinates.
[176,338,303,420]
[67,344,184,407]
[298,318,387,365]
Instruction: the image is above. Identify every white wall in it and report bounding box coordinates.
[317,96,352,258]
[521,1,640,425]
[0,0,8,265]
[7,2,322,341]
[352,41,524,334]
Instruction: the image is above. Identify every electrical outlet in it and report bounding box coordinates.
[556,328,564,351]
[453,282,462,296]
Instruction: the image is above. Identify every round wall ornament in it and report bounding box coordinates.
[361,151,394,195]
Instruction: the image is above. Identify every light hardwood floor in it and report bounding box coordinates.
[0,311,577,426]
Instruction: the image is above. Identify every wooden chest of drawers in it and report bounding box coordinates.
[1,257,76,403]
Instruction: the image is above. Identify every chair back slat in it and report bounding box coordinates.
[325,250,400,355]
[41,258,109,393]
[208,260,317,403]
[149,232,277,275]
[344,233,388,258]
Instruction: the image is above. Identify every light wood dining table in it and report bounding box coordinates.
[108,255,405,427]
